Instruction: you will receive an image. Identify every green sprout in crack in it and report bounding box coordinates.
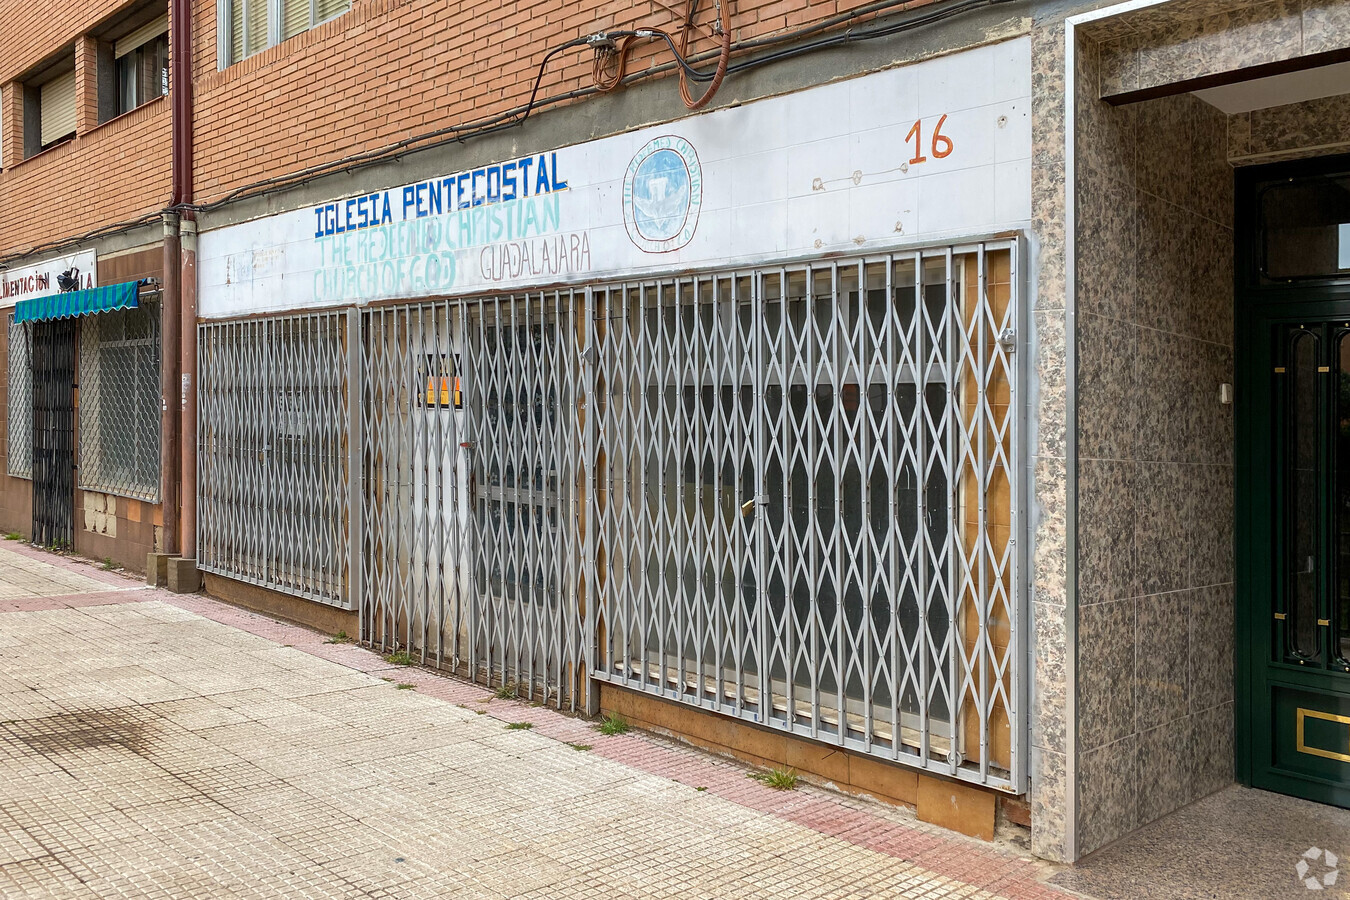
[505,721,533,730]
[749,767,799,791]
[595,713,629,736]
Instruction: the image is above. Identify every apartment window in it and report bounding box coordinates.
[115,15,169,116]
[27,64,78,155]
[220,0,350,67]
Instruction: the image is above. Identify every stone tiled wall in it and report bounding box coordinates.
[1028,10,1071,864]
[1072,51,1236,857]
[1094,0,1350,101]
[1229,93,1350,164]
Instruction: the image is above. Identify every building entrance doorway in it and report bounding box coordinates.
[1239,156,1350,809]
[29,319,76,549]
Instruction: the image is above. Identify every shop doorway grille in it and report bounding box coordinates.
[590,244,1022,789]
[30,319,76,549]
[359,295,588,708]
[197,312,351,605]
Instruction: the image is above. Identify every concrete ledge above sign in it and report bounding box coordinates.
[198,36,1031,320]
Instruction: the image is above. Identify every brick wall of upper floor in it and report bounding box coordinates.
[190,0,939,205]
[0,0,173,257]
[0,0,947,256]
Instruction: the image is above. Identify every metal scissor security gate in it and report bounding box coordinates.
[360,295,587,708]
[590,243,1022,789]
[30,320,76,549]
[196,239,1023,789]
[197,313,351,605]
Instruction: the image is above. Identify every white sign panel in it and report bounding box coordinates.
[0,249,97,309]
[199,37,1031,319]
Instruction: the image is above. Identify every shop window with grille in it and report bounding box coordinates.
[589,245,1022,788]
[197,313,350,606]
[6,313,33,479]
[78,304,161,501]
[219,0,350,66]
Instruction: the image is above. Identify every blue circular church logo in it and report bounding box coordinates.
[623,136,702,253]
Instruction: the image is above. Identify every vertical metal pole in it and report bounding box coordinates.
[348,307,363,620]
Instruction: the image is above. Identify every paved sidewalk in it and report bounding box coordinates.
[0,540,1076,899]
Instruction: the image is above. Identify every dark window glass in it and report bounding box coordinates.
[1289,330,1321,659]
[1260,173,1350,281]
[115,34,168,117]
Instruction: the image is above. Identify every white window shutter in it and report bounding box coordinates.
[282,0,310,40]
[115,14,169,58]
[315,0,348,24]
[40,70,77,146]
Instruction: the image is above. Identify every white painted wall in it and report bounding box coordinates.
[198,36,1031,319]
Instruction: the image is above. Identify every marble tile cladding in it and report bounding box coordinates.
[1133,462,1190,596]
[1035,308,1067,461]
[1190,702,1236,799]
[1241,93,1350,160]
[1077,459,1137,606]
[1128,1,1302,95]
[1033,601,1068,757]
[1077,315,1137,462]
[1032,453,1067,607]
[1030,746,1069,862]
[1189,582,1235,712]
[1134,592,1191,731]
[1078,737,1139,856]
[1075,175,1136,322]
[1079,598,1137,750]
[1190,464,1236,587]
[1136,718,1194,825]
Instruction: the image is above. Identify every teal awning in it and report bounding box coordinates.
[14,280,141,324]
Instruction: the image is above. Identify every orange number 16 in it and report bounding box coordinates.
[905,114,954,165]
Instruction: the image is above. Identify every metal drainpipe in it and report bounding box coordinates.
[179,217,197,558]
[160,212,181,556]
[169,0,194,558]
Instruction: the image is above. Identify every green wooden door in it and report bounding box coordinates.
[1245,312,1350,807]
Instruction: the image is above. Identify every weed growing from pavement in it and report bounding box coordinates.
[325,630,354,644]
[494,682,519,700]
[596,713,629,736]
[695,786,707,792]
[505,722,533,730]
[395,683,415,690]
[100,557,119,570]
[567,743,592,752]
[749,767,799,790]
[3,532,22,541]
[383,650,415,666]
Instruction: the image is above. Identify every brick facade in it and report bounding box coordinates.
[0,0,937,256]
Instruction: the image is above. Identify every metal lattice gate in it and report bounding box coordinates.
[360,293,588,708]
[589,243,1022,789]
[197,240,1022,788]
[197,313,351,605]
[31,319,76,549]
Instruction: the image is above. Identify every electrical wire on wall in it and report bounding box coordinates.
[592,0,731,110]
[0,0,1017,267]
